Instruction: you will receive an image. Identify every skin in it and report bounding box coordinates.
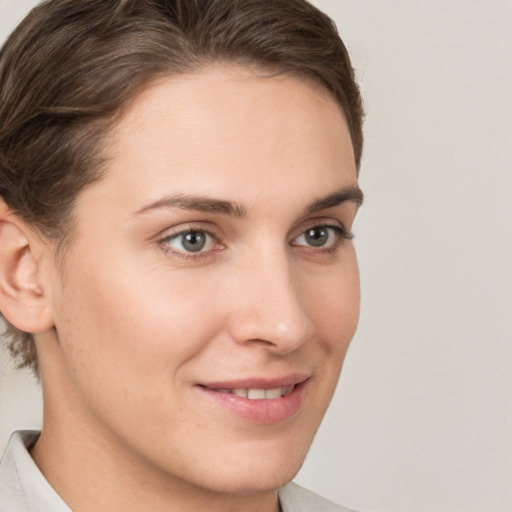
[3,65,361,511]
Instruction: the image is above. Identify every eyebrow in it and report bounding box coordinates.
[132,186,363,218]
[133,194,247,217]
[305,186,364,214]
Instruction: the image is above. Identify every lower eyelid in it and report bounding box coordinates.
[160,229,219,253]
[158,223,352,259]
[291,225,352,246]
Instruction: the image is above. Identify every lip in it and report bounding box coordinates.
[199,373,309,390]
[196,374,309,424]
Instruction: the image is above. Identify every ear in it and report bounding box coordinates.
[0,199,54,333]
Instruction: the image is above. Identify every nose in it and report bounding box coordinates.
[225,248,314,354]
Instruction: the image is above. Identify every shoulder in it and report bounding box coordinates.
[0,430,70,512]
[0,430,37,512]
[278,482,357,512]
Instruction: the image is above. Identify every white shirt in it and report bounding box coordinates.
[0,431,355,512]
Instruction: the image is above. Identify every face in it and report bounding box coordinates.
[43,65,361,495]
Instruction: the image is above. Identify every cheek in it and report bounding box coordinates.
[53,256,225,397]
[51,261,231,453]
[301,249,360,351]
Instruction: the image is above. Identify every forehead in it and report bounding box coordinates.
[83,64,357,216]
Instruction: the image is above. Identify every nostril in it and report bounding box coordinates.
[225,271,313,351]
[248,338,278,348]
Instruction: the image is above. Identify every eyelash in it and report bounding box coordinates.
[158,223,353,260]
[159,224,221,261]
[292,224,353,255]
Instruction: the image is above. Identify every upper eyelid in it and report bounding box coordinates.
[291,224,352,246]
[155,217,352,245]
[290,217,350,239]
[156,222,221,242]
[158,226,222,259]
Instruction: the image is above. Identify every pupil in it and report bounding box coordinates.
[183,231,206,252]
[306,227,328,247]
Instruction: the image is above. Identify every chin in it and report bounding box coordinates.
[192,438,311,495]
[204,466,300,496]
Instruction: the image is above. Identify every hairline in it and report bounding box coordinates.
[48,60,360,266]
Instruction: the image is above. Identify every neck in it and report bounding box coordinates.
[32,346,281,512]
[31,420,280,512]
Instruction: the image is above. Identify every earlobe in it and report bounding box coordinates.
[0,200,54,333]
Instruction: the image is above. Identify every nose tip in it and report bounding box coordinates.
[227,261,314,354]
[228,302,313,354]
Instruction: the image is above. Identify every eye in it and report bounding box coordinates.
[291,225,351,249]
[162,229,217,254]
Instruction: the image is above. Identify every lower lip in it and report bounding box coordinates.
[197,381,307,424]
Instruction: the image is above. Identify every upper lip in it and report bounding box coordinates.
[198,373,310,390]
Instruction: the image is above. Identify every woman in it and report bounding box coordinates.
[0,1,364,510]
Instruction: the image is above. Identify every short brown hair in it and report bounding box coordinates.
[0,0,364,374]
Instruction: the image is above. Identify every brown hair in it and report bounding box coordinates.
[0,0,364,374]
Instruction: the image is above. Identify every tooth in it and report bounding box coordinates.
[247,389,266,400]
[233,388,248,398]
[265,387,282,399]
[282,385,294,396]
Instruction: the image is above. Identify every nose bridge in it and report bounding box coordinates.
[228,244,313,352]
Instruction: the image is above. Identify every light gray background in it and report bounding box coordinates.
[1,1,511,511]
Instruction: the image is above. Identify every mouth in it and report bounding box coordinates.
[201,385,295,400]
[196,376,308,424]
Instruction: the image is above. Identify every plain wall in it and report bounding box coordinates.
[1,1,511,511]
